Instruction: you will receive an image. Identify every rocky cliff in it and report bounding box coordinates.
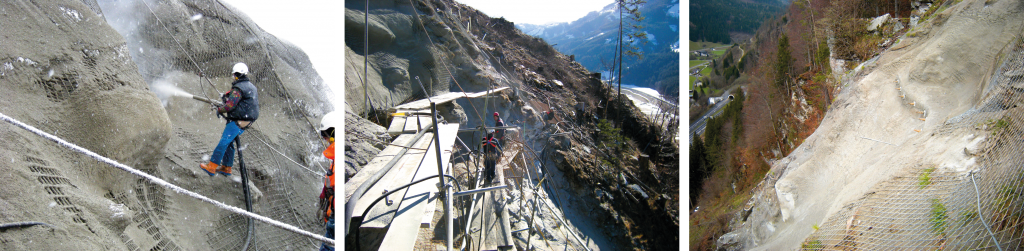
[722,0,1024,249]
[0,0,333,250]
[344,0,679,249]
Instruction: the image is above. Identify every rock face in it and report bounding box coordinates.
[0,0,171,249]
[343,107,388,180]
[725,0,1024,249]
[0,0,334,250]
[868,14,891,32]
[344,0,679,250]
[345,1,492,118]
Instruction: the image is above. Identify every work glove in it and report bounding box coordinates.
[209,104,221,117]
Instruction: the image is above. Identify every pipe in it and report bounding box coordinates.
[354,175,460,250]
[453,185,508,197]
[430,102,452,251]
[344,124,436,236]
[191,95,223,106]
[458,125,520,132]
[0,222,55,230]
[460,168,482,251]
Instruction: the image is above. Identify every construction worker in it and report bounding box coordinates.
[318,111,338,251]
[493,112,505,146]
[482,130,502,185]
[200,62,259,176]
[545,110,556,122]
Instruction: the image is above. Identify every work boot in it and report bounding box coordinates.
[216,165,232,176]
[199,162,218,176]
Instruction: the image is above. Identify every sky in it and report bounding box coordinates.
[454,0,615,25]
[218,0,344,112]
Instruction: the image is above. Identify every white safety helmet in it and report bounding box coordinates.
[232,62,248,77]
[319,110,335,132]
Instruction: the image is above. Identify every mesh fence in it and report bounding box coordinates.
[802,39,1024,250]
[97,0,330,250]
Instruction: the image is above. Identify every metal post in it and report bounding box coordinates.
[364,0,369,118]
[452,185,508,197]
[431,102,452,251]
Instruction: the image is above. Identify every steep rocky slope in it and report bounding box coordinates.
[722,0,1024,249]
[0,0,333,250]
[344,0,679,250]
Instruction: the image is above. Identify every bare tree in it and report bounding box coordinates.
[616,0,647,98]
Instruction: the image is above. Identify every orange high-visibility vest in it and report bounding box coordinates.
[323,142,335,188]
[323,142,335,221]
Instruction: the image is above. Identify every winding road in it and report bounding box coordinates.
[689,45,748,145]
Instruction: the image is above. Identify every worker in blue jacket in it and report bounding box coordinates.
[200,62,259,176]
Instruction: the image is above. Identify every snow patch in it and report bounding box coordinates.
[59,6,82,22]
[190,13,203,21]
[110,203,127,218]
[17,57,38,66]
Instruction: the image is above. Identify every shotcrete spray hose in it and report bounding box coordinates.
[0,222,55,230]
[236,138,255,251]
[971,171,1003,251]
[344,123,436,236]
[191,95,223,107]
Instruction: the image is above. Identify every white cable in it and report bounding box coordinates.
[247,126,326,176]
[0,112,334,246]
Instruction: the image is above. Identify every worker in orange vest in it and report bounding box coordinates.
[318,111,339,251]
[482,130,502,185]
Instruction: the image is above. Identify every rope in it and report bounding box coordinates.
[0,112,334,246]
[970,171,1003,251]
[248,123,326,176]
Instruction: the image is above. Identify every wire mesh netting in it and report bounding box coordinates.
[94,0,331,250]
[802,38,1024,250]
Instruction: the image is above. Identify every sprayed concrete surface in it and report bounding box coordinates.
[0,0,333,250]
[727,0,1024,249]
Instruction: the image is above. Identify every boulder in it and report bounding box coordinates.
[964,135,986,156]
[716,232,742,251]
[891,19,905,33]
[775,180,797,222]
[868,14,891,32]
